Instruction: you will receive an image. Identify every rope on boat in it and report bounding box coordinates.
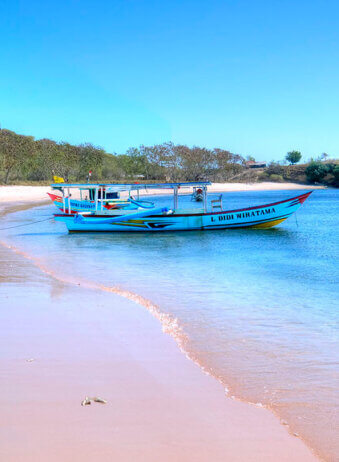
[0,217,54,231]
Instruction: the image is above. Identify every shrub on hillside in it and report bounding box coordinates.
[305,162,329,183]
[258,171,269,181]
[268,174,284,182]
[266,162,284,175]
[333,165,339,186]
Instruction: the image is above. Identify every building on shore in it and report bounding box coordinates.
[245,161,267,169]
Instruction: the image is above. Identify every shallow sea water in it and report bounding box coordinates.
[2,189,338,461]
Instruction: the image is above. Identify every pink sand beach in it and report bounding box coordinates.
[0,189,320,461]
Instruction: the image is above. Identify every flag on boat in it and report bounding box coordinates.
[53,176,65,183]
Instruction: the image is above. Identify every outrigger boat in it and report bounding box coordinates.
[51,182,312,233]
[48,184,154,213]
[191,186,204,202]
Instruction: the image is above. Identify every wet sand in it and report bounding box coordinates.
[0,202,320,461]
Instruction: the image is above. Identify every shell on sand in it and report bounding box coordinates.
[91,397,107,404]
[81,397,91,406]
[81,396,107,406]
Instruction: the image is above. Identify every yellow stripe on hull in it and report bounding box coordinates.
[251,218,287,229]
[117,219,148,228]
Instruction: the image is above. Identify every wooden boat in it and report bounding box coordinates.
[51,182,312,233]
[191,187,204,201]
[48,185,154,213]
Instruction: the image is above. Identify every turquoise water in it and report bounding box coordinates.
[2,189,338,461]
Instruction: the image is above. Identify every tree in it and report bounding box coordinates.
[320,152,329,162]
[0,128,249,183]
[180,145,213,181]
[102,154,124,180]
[0,129,35,183]
[139,144,167,180]
[55,142,79,181]
[32,139,61,181]
[285,150,302,165]
[214,149,244,180]
[305,162,329,183]
[125,147,150,179]
[76,143,105,180]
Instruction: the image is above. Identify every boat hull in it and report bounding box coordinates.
[54,192,312,232]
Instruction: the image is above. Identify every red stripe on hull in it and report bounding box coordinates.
[54,191,312,219]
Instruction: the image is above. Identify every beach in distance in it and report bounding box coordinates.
[0,184,337,462]
[0,181,326,204]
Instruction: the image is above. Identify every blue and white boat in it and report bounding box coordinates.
[48,184,154,213]
[51,182,312,233]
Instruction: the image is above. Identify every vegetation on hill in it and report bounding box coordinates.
[0,128,337,186]
[0,129,244,184]
[251,162,338,187]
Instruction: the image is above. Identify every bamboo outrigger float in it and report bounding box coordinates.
[50,182,312,233]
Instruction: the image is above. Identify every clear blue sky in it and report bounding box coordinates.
[1,0,338,161]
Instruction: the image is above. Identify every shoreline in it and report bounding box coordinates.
[0,182,326,205]
[0,201,320,461]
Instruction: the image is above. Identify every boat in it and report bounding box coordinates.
[191,187,204,201]
[51,182,312,233]
[48,184,154,213]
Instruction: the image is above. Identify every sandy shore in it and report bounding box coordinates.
[0,181,325,206]
[0,202,320,461]
[0,186,51,203]
[207,181,325,192]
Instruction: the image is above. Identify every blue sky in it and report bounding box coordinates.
[0,0,338,161]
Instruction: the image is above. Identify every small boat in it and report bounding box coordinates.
[48,184,154,213]
[191,187,204,201]
[51,182,312,233]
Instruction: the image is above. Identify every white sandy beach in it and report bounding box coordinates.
[0,182,326,205]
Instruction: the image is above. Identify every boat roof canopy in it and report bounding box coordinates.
[51,181,211,192]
